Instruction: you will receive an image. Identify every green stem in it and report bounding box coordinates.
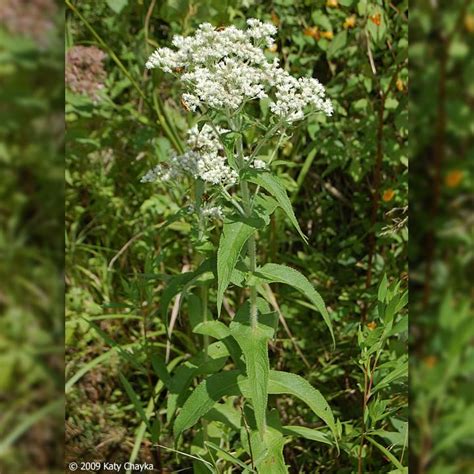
[234,123,258,329]
[201,282,209,359]
[201,282,209,443]
[241,181,258,329]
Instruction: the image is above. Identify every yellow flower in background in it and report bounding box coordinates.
[320,30,334,40]
[327,0,339,8]
[424,355,438,368]
[445,170,464,188]
[396,78,405,91]
[465,14,474,33]
[367,321,377,331]
[304,26,320,40]
[268,44,278,53]
[344,15,356,29]
[383,188,395,202]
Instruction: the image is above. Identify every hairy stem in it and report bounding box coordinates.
[241,169,258,329]
[234,121,258,329]
[201,282,209,359]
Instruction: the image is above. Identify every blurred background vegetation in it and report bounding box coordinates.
[409,1,474,473]
[0,0,64,472]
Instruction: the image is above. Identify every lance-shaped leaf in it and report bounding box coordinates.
[119,372,151,431]
[167,341,229,422]
[193,320,231,340]
[173,370,244,439]
[268,370,338,443]
[282,426,332,445]
[256,263,335,346]
[216,217,256,316]
[194,320,244,369]
[230,302,273,439]
[246,171,307,244]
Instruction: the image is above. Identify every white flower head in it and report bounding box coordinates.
[141,124,237,187]
[252,159,267,170]
[201,204,224,220]
[145,19,332,123]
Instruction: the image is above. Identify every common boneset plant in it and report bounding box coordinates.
[143,19,338,472]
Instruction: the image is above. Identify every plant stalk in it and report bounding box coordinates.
[242,180,258,329]
[235,127,258,329]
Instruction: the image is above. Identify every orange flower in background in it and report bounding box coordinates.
[304,26,320,40]
[344,15,356,29]
[396,78,405,92]
[383,188,395,202]
[327,0,339,8]
[370,13,382,26]
[367,321,377,331]
[271,10,280,26]
[424,355,438,368]
[320,30,334,40]
[465,14,474,33]
[445,170,464,188]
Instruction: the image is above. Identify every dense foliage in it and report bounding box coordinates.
[409,1,474,472]
[0,1,64,472]
[64,0,409,472]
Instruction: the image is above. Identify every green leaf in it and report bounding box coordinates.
[267,371,337,443]
[150,353,171,387]
[230,303,271,439]
[365,436,405,471]
[167,342,229,422]
[173,370,243,438]
[328,31,347,58]
[291,147,317,203]
[251,411,288,473]
[187,293,204,330]
[194,320,244,368]
[119,372,151,431]
[204,441,252,471]
[217,218,256,316]
[193,320,231,340]
[387,316,408,337]
[372,359,408,393]
[378,274,388,302]
[385,97,399,110]
[283,426,332,445]
[166,365,196,423]
[205,402,241,431]
[246,171,307,243]
[255,263,334,345]
[106,0,128,14]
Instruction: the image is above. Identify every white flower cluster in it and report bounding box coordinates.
[270,72,334,121]
[146,19,332,123]
[140,124,238,186]
[243,156,267,170]
[201,204,224,220]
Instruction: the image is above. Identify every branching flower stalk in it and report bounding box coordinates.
[143,19,337,472]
